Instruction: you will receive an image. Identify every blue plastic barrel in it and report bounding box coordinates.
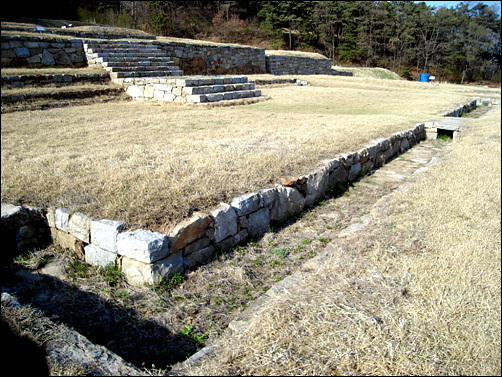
[418,73,430,82]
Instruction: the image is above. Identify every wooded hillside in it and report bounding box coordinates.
[3,1,500,83]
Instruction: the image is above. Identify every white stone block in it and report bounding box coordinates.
[126,85,144,98]
[90,219,125,252]
[55,208,71,232]
[117,229,169,263]
[68,212,92,243]
[121,252,184,286]
[85,244,117,267]
[231,192,263,216]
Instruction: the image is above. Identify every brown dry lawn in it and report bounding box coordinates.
[184,103,501,376]
[1,75,500,233]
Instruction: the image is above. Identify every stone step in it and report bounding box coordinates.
[88,52,168,60]
[105,65,180,73]
[83,42,162,50]
[101,61,177,69]
[96,56,174,63]
[175,76,249,86]
[110,70,183,79]
[183,82,255,95]
[186,89,262,103]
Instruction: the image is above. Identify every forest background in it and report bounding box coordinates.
[2,0,501,84]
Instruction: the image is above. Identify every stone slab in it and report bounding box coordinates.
[90,219,125,253]
[84,243,117,267]
[121,251,184,286]
[117,229,169,263]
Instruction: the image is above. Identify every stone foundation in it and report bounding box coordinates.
[1,35,86,68]
[121,75,261,103]
[2,121,430,286]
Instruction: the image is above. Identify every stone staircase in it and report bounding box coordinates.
[122,76,262,104]
[83,40,183,79]
[84,39,263,104]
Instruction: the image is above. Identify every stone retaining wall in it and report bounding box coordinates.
[1,72,110,88]
[265,53,332,75]
[1,35,86,68]
[1,122,427,286]
[159,41,266,75]
[2,35,334,76]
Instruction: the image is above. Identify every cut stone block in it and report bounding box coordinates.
[211,203,237,243]
[348,162,362,181]
[90,219,125,252]
[231,192,263,216]
[304,166,330,207]
[117,229,169,263]
[185,246,214,269]
[68,212,92,243]
[50,228,85,260]
[247,208,270,239]
[55,208,72,232]
[1,204,29,230]
[85,244,117,267]
[121,251,184,286]
[169,212,213,252]
[269,186,305,222]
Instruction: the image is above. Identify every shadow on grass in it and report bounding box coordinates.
[2,268,198,371]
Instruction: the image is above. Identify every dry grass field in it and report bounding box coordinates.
[183,104,501,376]
[1,75,499,234]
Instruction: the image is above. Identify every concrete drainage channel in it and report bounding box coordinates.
[1,98,498,374]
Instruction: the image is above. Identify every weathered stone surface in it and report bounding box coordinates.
[44,318,143,376]
[341,152,360,168]
[327,166,348,193]
[348,162,362,181]
[260,187,278,209]
[401,137,410,152]
[90,219,125,253]
[15,225,37,241]
[121,251,184,286]
[358,147,370,164]
[54,51,71,65]
[321,158,341,173]
[269,186,305,222]
[247,208,270,239]
[304,166,330,207]
[211,203,237,243]
[214,229,248,253]
[185,246,214,269]
[126,85,143,97]
[169,212,213,252]
[55,208,71,232]
[41,49,55,65]
[117,229,169,263]
[50,228,85,259]
[361,160,374,174]
[366,143,379,161]
[1,204,29,229]
[68,212,92,243]
[85,244,117,267]
[183,237,211,256]
[279,176,299,187]
[231,192,263,216]
[14,47,30,57]
[375,152,386,168]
